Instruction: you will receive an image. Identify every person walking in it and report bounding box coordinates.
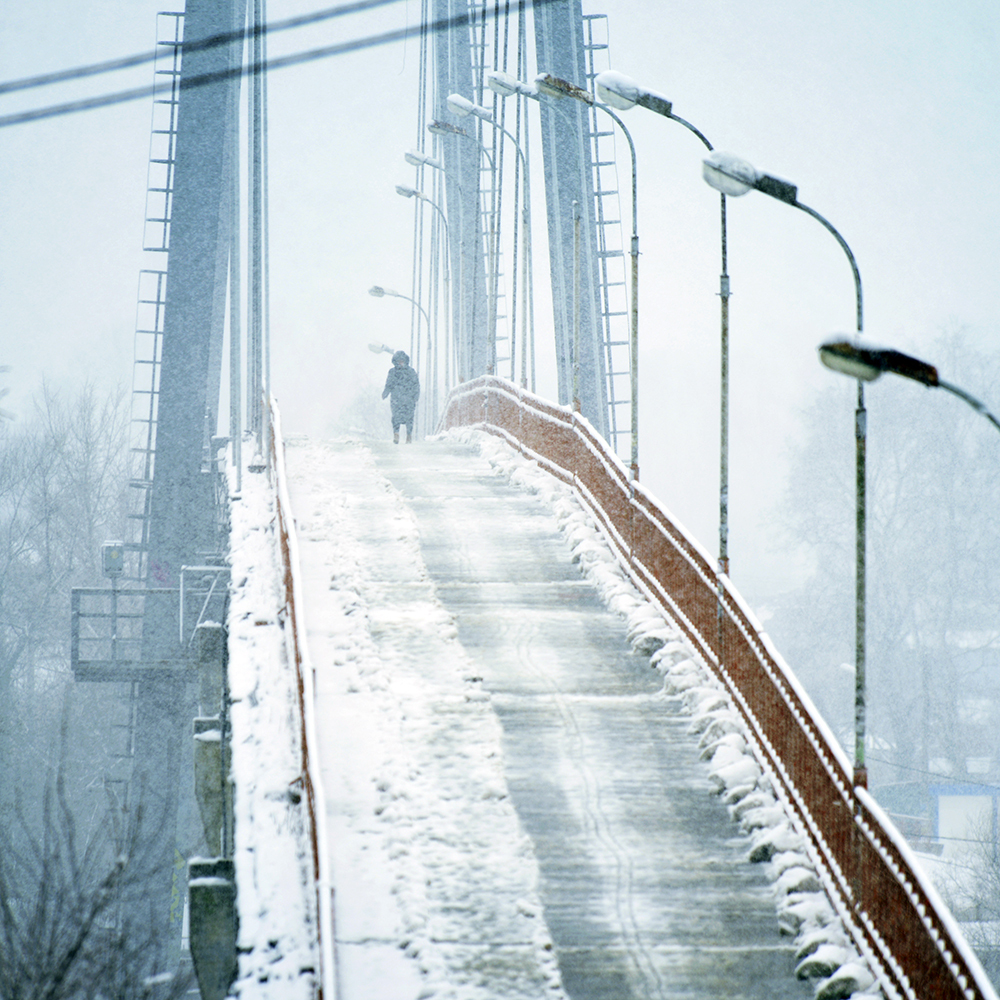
[382,350,420,443]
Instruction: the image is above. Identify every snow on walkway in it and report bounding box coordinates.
[285,436,564,1000]
[282,431,874,1000]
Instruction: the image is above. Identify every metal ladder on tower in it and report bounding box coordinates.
[89,10,185,883]
[583,13,632,461]
[103,680,139,814]
[127,11,183,585]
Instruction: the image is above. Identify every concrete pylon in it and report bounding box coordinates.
[188,858,237,1000]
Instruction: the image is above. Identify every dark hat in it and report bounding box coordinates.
[392,350,409,365]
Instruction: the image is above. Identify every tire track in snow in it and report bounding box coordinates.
[508,613,667,1000]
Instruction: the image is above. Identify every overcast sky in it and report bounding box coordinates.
[2,0,998,600]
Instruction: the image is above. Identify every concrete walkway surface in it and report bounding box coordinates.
[285,435,810,1000]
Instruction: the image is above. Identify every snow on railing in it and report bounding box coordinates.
[269,400,337,1000]
[440,374,998,1000]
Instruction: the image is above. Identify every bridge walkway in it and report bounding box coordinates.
[284,434,811,1000]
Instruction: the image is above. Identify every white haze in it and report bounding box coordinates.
[2,0,999,609]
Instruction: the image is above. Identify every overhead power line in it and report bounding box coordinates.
[0,0,560,130]
[0,0,403,97]
[867,754,1000,792]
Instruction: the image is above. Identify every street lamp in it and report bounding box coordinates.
[396,178,451,425]
[819,339,1000,432]
[404,149,444,171]
[594,69,732,575]
[532,72,641,481]
[819,338,1000,790]
[395,184,451,243]
[593,70,673,116]
[394,184,444,385]
[704,152,868,789]
[368,284,431,332]
[446,93,535,391]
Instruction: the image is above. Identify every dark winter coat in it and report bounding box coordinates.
[382,364,420,421]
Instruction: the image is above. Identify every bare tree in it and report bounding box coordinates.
[0,745,193,1000]
[0,385,129,648]
[0,383,191,998]
[931,810,1000,987]
[0,383,131,800]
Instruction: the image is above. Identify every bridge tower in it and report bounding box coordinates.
[429,0,611,439]
[72,0,247,972]
[135,0,246,963]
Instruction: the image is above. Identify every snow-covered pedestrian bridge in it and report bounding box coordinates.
[225,380,997,1000]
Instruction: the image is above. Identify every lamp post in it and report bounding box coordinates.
[405,150,462,392]
[819,339,1000,794]
[486,72,555,393]
[704,152,867,788]
[594,70,731,574]
[404,149,444,172]
[530,72,640,481]
[396,178,451,425]
[395,184,450,240]
[394,184,442,415]
[446,93,535,391]
[368,284,431,332]
[428,118,499,376]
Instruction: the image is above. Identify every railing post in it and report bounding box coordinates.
[192,622,230,859]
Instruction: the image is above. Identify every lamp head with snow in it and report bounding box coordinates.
[428,119,467,137]
[486,70,541,101]
[404,149,443,170]
[702,151,798,204]
[446,93,492,122]
[818,339,940,387]
[595,70,638,110]
[702,151,759,197]
[534,73,593,104]
[368,285,386,298]
[486,69,525,99]
[595,70,673,117]
[395,184,418,199]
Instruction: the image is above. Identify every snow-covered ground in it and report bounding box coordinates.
[227,426,883,1000]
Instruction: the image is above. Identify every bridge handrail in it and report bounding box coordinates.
[269,400,337,1000]
[440,374,997,1000]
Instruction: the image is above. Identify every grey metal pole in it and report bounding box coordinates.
[369,286,432,333]
[228,66,242,494]
[573,199,581,410]
[707,155,867,785]
[790,199,866,786]
[483,118,532,389]
[855,378,867,787]
[615,115,638,481]
[938,379,1000,432]
[671,114,729,571]
[432,123,497,375]
[719,194,730,575]
[631,102,729,561]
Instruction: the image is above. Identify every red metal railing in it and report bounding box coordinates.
[269,401,336,1000]
[441,375,997,1000]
